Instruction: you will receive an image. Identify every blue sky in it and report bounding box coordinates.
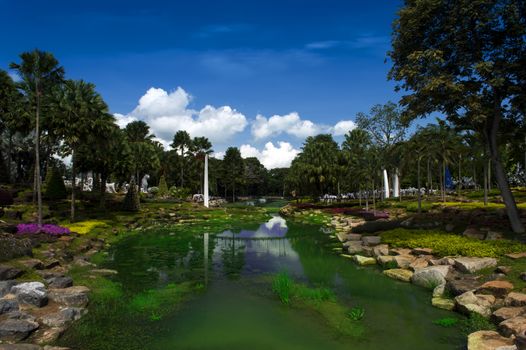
[1,0,405,168]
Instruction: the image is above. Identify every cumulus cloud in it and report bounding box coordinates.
[114,87,248,146]
[251,112,355,140]
[240,142,300,169]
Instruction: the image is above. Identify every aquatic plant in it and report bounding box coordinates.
[272,271,293,305]
[17,223,70,236]
[433,317,458,327]
[347,306,365,321]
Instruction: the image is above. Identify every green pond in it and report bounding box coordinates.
[59,213,463,349]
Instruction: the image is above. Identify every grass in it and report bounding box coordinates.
[459,313,496,336]
[270,272,364,338]
[381,228,525,258]
[433,317,459,327]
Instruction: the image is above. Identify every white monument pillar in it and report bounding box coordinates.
[393,168,400,198]
[383,169,390,199]
[204,154,209,208]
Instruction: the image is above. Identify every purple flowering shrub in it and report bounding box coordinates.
[17,223,71,236]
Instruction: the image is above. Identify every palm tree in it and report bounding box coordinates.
[10,50,65,229]
[51,80,112,221]
[124,120,158,183]
[171,130,192,187]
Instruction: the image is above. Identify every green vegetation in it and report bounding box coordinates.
[459,313,496,336]
[381,228,524,258]
[433,317,459,328]
[347,306,365,321]
[44,167,67,200]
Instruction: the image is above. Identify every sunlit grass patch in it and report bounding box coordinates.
[64,220,109,234]
[381,228,524,258]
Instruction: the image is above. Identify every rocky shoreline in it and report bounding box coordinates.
[326,213,526,350]
[0,234,114,350]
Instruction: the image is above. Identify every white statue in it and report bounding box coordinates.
[141,174,150,193]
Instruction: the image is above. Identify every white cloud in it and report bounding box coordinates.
[240,142,300,169]
[115,87,247,146]
[212,151,225,160]
[251,112,355,140]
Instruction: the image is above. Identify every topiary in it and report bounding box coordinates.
[123,179,140,212]
[45,167,67,200]
[157,175,169,198]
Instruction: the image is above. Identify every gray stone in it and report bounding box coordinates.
[35,327,65,345]
[455,291,495,317]
[467,330,516,350]
[454,257,498,273]
[0,265,23,280]
[463,227,485,240]
[46,276,73,289]
[12,282,48,307]
[411,265,451,289]
[0,281,15,297]
[0,345,42,350]
[485,231,503,241]
[49,286,90,307]
[0,319,39,341]
[446,276,482,296]
[361,236,381,246]
[346,233,362,241]
[39,307,86,327]
[19,259,44,270]
[0,298,19,314]
[0,235,33,262]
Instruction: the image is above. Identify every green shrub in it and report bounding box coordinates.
[381,228,524,258]
[123,180,140,212]
[459,313,496,335]
[45,167,67,200]
[347,306,365,321]
[157,176,169,198]
[169,186,190,200]
[406,202,434,212]
[433,317,459,327]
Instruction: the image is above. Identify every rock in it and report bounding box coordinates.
[12,282,48,307]
[454,257,498,273]
[0,345,42,350]
[505,252,526,260]
[43,260,60,269]
[0,299,19,314]
[346,233,362,241]
[467,330,516,350]
[429,257,455,266]
[90,269,118,275]
[0,235,33,262]
[477,280,514,298]
[361,236,381,246]
[409,258,429,271]
[445,223,455,232]
[0,319,39,341]
[499,316,526,337]
[412,248,433,255]
[446,276,482,296]
[19,259,44,270]
[391,248,412,256]
[432,297,455,310]
[463,227,485,240]
[44,346,71,350]
[46,276,73,289]
[34,327,65,345]
[49,286,90,307]
[372,244,389,257]
[361,246,373,257]
[6,311,36,322]
[455,291,495,317]
[353,255,377,266]
[383,269,413,282]
[40,307,86,327]
[485,231,503,240]
[0,265,23,280]
[433,283,446,297]
[520,272,526,282]
[505,292,526,307]
[412,266,451,289]
[0,281,15,297]
[496,266,512,275]
[492,307,526,323]
[377,255,396,265]
[73,259,95,267]
[346,241,364,254]
[394,255,416,269]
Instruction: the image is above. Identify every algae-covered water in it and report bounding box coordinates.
[59,213,463,350]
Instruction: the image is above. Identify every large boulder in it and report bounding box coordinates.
[411,265,451,289]
[49,286,90,307]
[12,282,48,307]
[0,319,39,341]
[455,291,495,317]
[467,330,516,350]
[0,234,33,262]
[0,265,23,281]
[383,269,413,282]
[476,280,514,298]
[498,316,526,337]
[454,257,497,274]
[505,292,526,307]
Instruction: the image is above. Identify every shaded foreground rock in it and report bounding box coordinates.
[49,286,90,307]
[492,306,526,323]
[0,266,23,281]
[498,316,526,337]
[0,319,39,341]
[467,330,516,350]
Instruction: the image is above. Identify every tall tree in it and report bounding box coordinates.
[390,0,526,233]
[222,147,243,202]
[171,130,192,187]
[10,50,65,229]
[124,120,159,183]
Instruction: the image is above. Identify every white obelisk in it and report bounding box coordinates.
[393,169,400,198]
[204,154,209,208]
[383,169,390,199]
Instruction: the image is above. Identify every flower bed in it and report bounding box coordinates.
[17,223,71,236]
